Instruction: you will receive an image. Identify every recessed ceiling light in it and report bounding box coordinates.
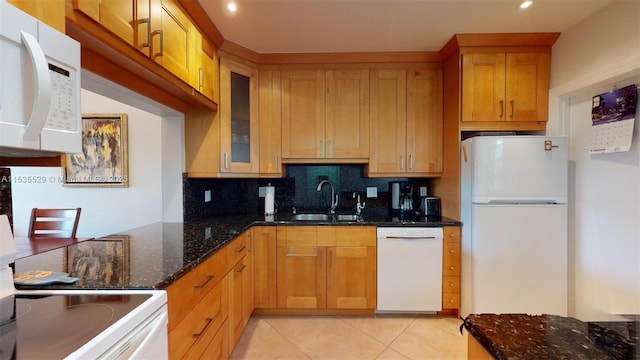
[227,1,238,13]
[520,1,534,9]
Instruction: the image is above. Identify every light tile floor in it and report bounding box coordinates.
[229,315,467,360]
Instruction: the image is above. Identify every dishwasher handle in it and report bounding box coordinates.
[383,236,439,240]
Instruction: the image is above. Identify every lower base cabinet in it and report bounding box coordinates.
[276,226,377,310]
[168,229,253,359]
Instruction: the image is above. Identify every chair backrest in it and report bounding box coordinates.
[28,208,81,238]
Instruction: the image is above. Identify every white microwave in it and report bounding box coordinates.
[0,1,81,156]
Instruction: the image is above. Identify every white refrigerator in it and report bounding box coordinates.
[460,135,568,317]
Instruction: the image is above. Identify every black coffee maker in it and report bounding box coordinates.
[388,181,413,218]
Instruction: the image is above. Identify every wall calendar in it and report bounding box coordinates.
[590,84,637,154]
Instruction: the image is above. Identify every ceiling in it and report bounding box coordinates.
[197,0,616,54]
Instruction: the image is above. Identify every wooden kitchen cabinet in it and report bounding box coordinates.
[219,57,259,174]
[368,68,443,177]
[193,31,219,102]
[281,69,369,161]
[227,230,254,352]
[167,252,229,359]
[258,70,283,177]
[441,226,461,315]
[281,69,326,159]
[276,226,376,310]
[185,58,259,177]
[151,0,193,84]
[253,226,277,308]
[73,0,144,53]
[276,226,326,309]
[461,51,551,129]
[11,0,64,32]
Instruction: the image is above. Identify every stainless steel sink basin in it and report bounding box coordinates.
[334,214,362,222]
[290,213,332,221]
[289,213,363,222]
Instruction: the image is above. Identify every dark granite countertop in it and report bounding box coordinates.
[464,313,639,360]
[13,213,461,291]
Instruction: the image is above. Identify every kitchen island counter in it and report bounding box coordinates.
[464,313,639,359]
[14,214,460,290]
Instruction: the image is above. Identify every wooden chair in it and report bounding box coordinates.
[28,208,81,238]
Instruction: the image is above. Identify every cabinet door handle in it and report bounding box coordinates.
[318,140,324,157]
[449,249,455,254]
[235,264,247,273]
[400,155,405,170]
[327,140,333,157]
[499,100,505,119]
[192,317,213,339]
[224,153,229,169]
[151,29,163,58]
[138,18,151,49]
[198,68,204,91]
[193,275,214,290]
[409,154,414,170]
[275,155,279,172]
[328,249,333,268]
[510,100,515,118]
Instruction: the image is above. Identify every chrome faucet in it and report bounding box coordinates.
[316,179,338,214]
[353,191,365,215]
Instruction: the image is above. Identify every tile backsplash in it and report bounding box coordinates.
[183,165,432,221]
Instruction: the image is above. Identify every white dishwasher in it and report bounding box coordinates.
[377,227,443,313]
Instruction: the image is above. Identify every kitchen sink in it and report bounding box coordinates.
[289,214,363,222]
[290,213,332,221]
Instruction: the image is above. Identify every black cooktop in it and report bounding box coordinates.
[0,293,151,359]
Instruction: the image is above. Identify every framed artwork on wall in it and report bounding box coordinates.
[63,113,129,187]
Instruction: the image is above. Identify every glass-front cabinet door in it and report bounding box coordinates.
[220,57,259,174]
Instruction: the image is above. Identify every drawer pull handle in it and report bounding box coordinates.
[192,317,213,339]
[235,264,247,273]
[449,249,455,254]
[194,275,214,290]
[449,299,455,304]
[449,282,455,287]
[449,266,455,270]
[235,245,246,253]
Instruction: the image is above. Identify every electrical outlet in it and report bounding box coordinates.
[258,186,266,197]
[366,187,378,198]
[204,190,211,202]
[205,227,212,240]
[420,186,428,197]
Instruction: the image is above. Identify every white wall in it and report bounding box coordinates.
[548,0,640,321]
[11,88,185,238]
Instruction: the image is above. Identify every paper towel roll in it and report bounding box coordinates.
[265,185,275,215]
[391,183,400,209]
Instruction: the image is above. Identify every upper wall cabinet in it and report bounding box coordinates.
[281,69,369,162]
[461,51,551,130]
[367,68,443,178]
[219,58,259,174]
[9,0,64,32]
[72,0,217,102]
[259,70,283,177]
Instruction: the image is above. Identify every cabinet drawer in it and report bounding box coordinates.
[443,227,460,243]
[167,247,228,329]
[442,276,460,293]
[169,277,228,359]
[442,292,460,309]
[185,319,229,360]
[443,242,460,261]
[227,232,249,268]
[443,260,460,276]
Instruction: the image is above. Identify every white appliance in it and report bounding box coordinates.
[377,227,443,313]
[460,135,568,317]
[0,1,81,156]
[0,215,169,359]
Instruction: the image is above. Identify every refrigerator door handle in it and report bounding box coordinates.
[487,200,561,205]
